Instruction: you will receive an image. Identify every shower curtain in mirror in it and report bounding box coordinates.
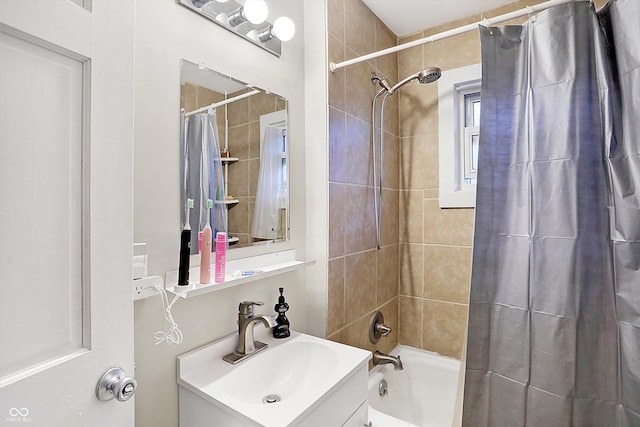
[464,1,640,426]
[252,126,283,240]
[181,109,227,254]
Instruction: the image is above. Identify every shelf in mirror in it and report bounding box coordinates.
[215,199,239,206]
[220,157,239,164]
[165,249,315,298]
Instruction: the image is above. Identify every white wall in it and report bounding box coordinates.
[133,1,311,425]
[303,0,329,338]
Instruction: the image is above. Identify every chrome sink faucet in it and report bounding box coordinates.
[372,351,404,371]
[223,301,277,364]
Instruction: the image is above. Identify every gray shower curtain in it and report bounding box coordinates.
[463,1,640,426]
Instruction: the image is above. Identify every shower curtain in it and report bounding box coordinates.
[464,1,640,426]
[251,126,283,240]
[181,110,227,254]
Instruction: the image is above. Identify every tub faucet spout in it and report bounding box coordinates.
[373,350,403,371]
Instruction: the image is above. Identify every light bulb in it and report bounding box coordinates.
[243,0,268,25]
[273,16,295,41]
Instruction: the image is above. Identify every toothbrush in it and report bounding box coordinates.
[199,199,213,284]
[177,198,194,286]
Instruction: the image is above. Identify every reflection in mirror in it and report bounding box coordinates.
[180,60,289,251]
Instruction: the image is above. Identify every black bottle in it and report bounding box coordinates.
[273,287,290,339]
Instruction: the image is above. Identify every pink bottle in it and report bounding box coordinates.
[215,232,227,283]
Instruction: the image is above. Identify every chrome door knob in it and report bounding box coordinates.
[96,367,137,402]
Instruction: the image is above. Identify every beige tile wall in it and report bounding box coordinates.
[181,83,226,135]
[326,0,400,358]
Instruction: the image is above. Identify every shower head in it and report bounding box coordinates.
[417,67,442,84]
[389,67,441,93]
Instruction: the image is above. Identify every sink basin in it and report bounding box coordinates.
[177,330,371,426]
[218,340,339,404]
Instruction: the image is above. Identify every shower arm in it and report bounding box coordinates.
[388,72,419,94]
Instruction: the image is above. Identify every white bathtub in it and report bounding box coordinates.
[367,345,461,427]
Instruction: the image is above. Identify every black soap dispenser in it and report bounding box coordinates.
[273,287,290,339]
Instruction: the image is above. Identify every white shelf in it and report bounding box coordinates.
[165,249,315,298]
[215,199,239,206]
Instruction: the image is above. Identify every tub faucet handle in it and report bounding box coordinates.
[369,310,392,344]
[376,323,392,336]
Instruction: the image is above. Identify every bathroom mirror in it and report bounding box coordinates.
[180,59,289,251]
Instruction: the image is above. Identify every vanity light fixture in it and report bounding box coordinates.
[227,7,249,26]
[272,16,295,41]
[227,0,268,27]
[242,0,268,24]
[178,0,294,57]
[257,16,295,43]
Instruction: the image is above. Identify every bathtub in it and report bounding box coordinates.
[367,345,461,427]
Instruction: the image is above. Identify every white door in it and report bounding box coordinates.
[0,1,135,426]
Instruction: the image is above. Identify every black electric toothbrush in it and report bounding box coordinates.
[177,198,194,286]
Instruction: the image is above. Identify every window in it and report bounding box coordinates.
[461,89,481,184]
[438,63,482,208]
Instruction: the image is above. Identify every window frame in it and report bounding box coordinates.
[438,63,482,208]
[463,126,479,181]
[462,91,480,182]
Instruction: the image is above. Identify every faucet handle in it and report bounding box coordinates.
[375,323,392,336]
[239,301,263,315]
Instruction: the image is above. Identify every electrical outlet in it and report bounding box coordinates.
[133,276,162,301]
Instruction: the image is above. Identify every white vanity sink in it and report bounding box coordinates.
[177,330,371,427]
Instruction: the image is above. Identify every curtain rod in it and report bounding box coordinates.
[184,89,261,117]
[329,0,580,72]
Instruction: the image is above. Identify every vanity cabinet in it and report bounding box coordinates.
[290,363,368,427]
[178,364,368,427]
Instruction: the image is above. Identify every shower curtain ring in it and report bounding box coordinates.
[479,11,492,32]
[526,5,535,22]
